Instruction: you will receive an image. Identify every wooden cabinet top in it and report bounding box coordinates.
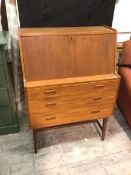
[19,26,116,37]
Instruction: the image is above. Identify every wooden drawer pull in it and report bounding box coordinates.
[91,110,100,113]
[44,89,56,94]
[45,102,56,106]
[95,85,105,88]
[45,116,56,120]
[93,97,102,100]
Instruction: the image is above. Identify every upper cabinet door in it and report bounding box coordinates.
[20,27,116,81]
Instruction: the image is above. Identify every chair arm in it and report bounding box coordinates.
[117,63,131,68]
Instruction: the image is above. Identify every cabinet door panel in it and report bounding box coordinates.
[0,67,6,87]
[0,107,13,127]
[0,88,10,106]
[0,51,4,65]
[21,32,116,81]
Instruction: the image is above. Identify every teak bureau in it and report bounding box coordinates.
[19,26,120,153]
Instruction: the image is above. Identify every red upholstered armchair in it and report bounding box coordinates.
[117,40,131,128]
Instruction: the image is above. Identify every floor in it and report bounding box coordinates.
[0,105,131,175]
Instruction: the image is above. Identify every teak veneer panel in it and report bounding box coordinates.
[19,26,117,81]
[25,76,120,129]
[29,108,112,129]
[19,26,120,153]
[27,91,116,116]
[24,74,119,88]
[26,79,118,101]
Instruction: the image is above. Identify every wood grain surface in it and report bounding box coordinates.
[19,26,120,130]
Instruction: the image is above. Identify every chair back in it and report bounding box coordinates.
[122,40,131,64]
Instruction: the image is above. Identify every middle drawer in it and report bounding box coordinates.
[26,82,117,115]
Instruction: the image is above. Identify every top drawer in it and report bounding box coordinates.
[26,79,119,100]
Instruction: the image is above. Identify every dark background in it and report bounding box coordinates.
[18,0,116,27]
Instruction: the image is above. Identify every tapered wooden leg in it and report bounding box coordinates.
[102,118,108,141]
[33,130,38,154]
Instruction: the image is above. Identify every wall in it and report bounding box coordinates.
[0,0,2,31]
[113,0,131,42]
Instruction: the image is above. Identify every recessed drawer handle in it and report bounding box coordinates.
[91,110,100,113]
[95,85,105,88]
[45,116,56,120]
[45,102,56,106]
[93,97,102,100]
[44,89,56,94]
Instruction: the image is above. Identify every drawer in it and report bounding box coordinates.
[0,107,13,127]
[0,67,6,87]
[0,51,4,66]
[27,92,115,115]
[29,103,114,129]
[0,88,10,106]
[26,78,119,129]
[26,79,119,100]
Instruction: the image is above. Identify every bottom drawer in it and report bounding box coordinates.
[29,106,113,129]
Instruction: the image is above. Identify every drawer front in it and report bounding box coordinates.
[0,67,6,87]
[26,78,119,129]
[0,88,10,106]
[0,51,4,66]
[26,79,119,115]
[27,92,115,115]
[26,79,118,100]
[29,104,113,129]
